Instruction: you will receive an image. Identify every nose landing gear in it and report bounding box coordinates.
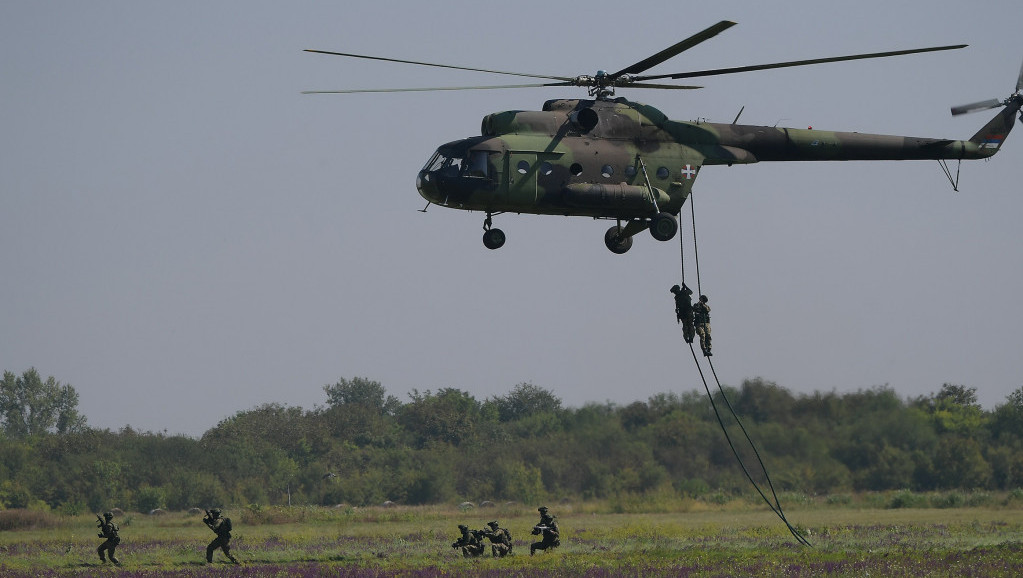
[482,213,506,250]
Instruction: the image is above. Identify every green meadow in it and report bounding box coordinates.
[2,494,1022,576]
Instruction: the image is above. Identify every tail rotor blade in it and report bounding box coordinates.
[1016,57,1023,93]
[951,98,1002,116]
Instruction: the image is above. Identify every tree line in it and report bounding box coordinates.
[2,369,1023,513]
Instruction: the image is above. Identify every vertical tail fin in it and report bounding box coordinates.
[968,100,1021,153]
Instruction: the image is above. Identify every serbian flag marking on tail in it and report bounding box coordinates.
[980,134,1006,149]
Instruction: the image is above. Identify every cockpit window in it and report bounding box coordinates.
[423,149,492,179]
[467,150,490,177]
[423,151,457,173]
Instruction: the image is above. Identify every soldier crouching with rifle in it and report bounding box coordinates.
[483,520,513,557]
[203,508,239,564]
[451,523,485,557]
[96,511,121,565]
[530,505,560,555]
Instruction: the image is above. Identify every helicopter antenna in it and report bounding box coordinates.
[731,106,745,125]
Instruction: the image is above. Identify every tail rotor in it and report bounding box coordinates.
[951,98,1003,116]
[951,57,1023,121]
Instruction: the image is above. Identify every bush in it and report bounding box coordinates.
[965,491,995,507]
[888,489,929,509]
[676,478,710,498]
[825,494,853,506]
[706,491,730,505]
[0,509,62,531]
[59,500,87,516]
[135,485,166,513]
[931,491,966,509]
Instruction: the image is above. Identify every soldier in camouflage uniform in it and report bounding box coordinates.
[451,524,485,557]
[694,294,712,356]
[96,511,121,565]
[530,506,560,555]
[670,283,695,344]
[483,520,513,557]
[203,508,239,564]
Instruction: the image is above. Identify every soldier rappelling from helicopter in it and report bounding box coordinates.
[694,294,712,356]
[670,283,695,344]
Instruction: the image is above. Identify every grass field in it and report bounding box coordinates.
[2,497,1022,576]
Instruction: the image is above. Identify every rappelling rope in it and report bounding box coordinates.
[678,191,702,295]
[689,190,702,296]
[683,336,811,546]
[679,189,810,546]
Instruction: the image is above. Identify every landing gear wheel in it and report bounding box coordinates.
[604,225,633,254]
[649,212,678,242]
[483,228,506,250]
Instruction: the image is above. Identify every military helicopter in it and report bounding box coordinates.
[305,21,1022,253]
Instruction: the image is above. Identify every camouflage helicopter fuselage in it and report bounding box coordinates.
[415,96,1018,252]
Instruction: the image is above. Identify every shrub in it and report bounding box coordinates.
[825,494,853,506]
[0,509,62,531]
[888,489,929,509]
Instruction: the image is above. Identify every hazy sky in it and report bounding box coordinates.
[3,1,1020,437]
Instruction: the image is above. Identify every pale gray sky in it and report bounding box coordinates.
[2,1,1020,436]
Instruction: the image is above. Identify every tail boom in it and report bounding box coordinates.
[704,103,1019,164]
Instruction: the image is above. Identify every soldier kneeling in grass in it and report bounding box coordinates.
[530,506,561,555]
[484,520,513,557]
[451,524,485,557]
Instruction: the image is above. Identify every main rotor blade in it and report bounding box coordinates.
[634,44,967,81]
[621,82,703,90]
[304,49,574,82]
[950,98,1002,116]
[611,20,736,78]
[302,82,573,94]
